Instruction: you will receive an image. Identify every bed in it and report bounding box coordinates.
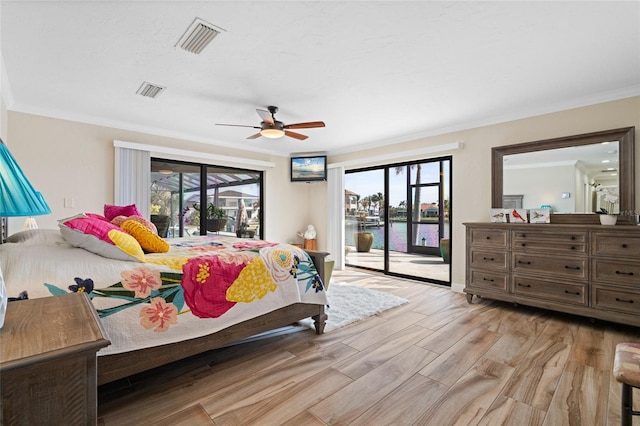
[0,228,328,385]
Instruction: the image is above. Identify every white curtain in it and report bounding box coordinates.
[326,166,345,269]
[114,147,150,218]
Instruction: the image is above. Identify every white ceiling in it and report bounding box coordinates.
[1,1,639,156]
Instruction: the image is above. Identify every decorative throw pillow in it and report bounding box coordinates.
[103,203,142,221]
[121,219,170,253]
[111,215,158,234]
[60,216,145,262]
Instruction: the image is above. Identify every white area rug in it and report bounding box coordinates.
[300,282,409,332]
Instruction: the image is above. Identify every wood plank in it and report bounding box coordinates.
[151,405,214,426]
[333,324,433,380]
[200,343,357,419]
[414,358,515,425]
[419,327,502,386]
[543,361,608,426]
[308,345,438,425]
[500,339,571,411]
[349,373,448,425]
[340,311,426,351]
[210,368,352,426]
[479,395,546,426]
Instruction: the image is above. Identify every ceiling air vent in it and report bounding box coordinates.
[176,18,225,54]
[136,82,165,99]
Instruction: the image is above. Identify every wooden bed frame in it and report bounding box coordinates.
[97,250,329,385]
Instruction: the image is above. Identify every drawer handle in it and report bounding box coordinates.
[517,283,531,288]
[615,297,634,304]
[521,243,526,247]
[615,271,634,276]
[482,257,495,261]
[565,265,581,270]
[564,290,581,296]
[571,236,576,240]
[486,236,491,240]
[521,234,526,238]
[622,244,627,248]
[570,246,576,250]
[518,261,531,265]
[483,278,495,282]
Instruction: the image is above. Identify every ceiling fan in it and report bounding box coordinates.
[216,106,325,140]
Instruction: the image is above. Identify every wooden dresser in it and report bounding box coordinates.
[464,222,640,327]
[0,293,110,425]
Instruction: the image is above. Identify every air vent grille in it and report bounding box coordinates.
[136,82,165,99]
[176,18,224,54]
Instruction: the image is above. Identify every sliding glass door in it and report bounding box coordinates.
[344,169,385,271]
[150,159,263,239]
[345,156,451,285]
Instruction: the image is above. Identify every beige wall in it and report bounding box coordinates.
[5,112,316,245]
[330,96,640,288]
[5,96,640,290]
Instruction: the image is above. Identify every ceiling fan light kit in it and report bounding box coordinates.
[260,128,285,138]
[216,105,325,141]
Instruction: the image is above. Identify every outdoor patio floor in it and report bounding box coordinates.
[345,247,451,283]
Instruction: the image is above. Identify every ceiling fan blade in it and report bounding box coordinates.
[247,132,262,139]
[285,130,308,141]
[284,121,325,129]
[216,123,260,129]
[256,109,274,125]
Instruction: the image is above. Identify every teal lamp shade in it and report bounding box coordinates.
[1,139,51,328]
[0,140,51,217]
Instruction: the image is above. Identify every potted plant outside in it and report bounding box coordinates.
[194,203,228,232]
[355,213,373,252]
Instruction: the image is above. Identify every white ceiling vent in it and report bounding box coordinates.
[176,18,225,54]
[136,82,166,99]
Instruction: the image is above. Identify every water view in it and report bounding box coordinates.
[345,220,450,251]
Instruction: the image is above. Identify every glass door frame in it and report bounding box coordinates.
[346,155,452,286]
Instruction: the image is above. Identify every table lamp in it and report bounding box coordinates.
[0,138,51,328]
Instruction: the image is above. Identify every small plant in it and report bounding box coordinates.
[193,203,225,219]
[590,183,618,214]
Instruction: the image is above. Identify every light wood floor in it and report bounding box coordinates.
[98,268,640,426]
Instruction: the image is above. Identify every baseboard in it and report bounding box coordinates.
[451,282,465,293]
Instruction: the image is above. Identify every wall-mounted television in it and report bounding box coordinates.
[290,155,327,182]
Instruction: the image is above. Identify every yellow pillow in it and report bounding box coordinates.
[121,219,170,253]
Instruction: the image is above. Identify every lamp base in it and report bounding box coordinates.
[23,217,38,231]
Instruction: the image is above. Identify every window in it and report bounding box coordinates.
[150,159,263,239]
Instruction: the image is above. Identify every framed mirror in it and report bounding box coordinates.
[492,127,635,224]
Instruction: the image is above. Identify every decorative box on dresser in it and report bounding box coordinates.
[0,292,110,425]
[464,222,640,327]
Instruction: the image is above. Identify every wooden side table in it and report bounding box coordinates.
[303,238,317,250]
[0,293,110,425]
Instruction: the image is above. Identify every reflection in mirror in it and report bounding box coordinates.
[492,127,635,224]
[502,142,619,214]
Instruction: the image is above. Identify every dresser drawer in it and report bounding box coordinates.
[592,259,640,287]
[512,275,587,306]
[512,253,588,280]
[512,230,587,254]
[469,228,508,248]
[591,233,640,257]
[592,285,640,315]
[468,269,509,292]
[469,249,508,271]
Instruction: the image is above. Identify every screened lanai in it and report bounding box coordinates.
[150,159,263,238]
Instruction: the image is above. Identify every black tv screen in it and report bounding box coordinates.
[290,155,327,182]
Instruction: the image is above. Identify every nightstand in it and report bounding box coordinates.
[0,293,110,425]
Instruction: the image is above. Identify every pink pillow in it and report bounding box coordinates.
[86,212,109,222]
[104,204,142,221]
[60,216,145,261]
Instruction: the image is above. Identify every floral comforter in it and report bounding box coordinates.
[0,230,326,355]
